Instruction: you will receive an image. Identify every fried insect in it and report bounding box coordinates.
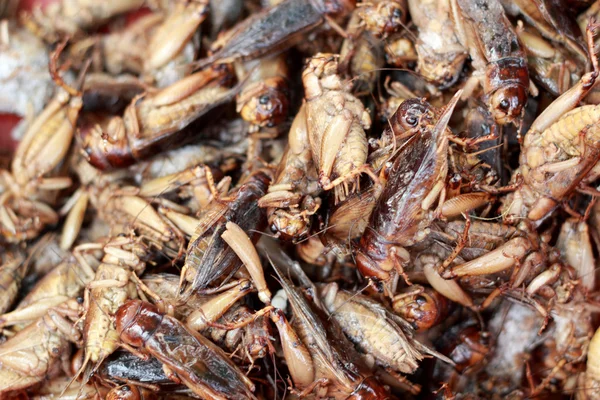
[143,0,209,73]
[517,24,582,96]
[181,170,271,297]
[21,0,145,42]
[408,0,467,88]
[258,104,321,241]
[392,285,451,331]
[79,65,238,170]
[194,0,356,68]
[356,93,460,287]
[235,54,290,128]
[116,299,256,399]
[0,258,93,328]
[454,0,530,124]
[320,282,448,374]
[0,300,81,393]
[271,267,392,399]
[502,58,600,221]
[357,0,408,38]
[1,41,83,242]
[303,53,372,201]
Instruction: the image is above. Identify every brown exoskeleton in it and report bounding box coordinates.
[517,23,582,97]
[0,41,85,243]
[270,267,393,399]
[194,0,356,69]
[258,104,322,241]
[319,282,451,376]
[21,0,145,42]
[235,53,290,129]
[0,257,94,329]
[356,92,462,289]
[116,299,256,399]
[408,0,468,88]
[557,218,595,291]
[68,180,186,384]
[143,0,209,73]
[180,170,271,301]
[303,53,373,202]
[339,10,385,96]
[501,39,600,222]
[506,0,588,62]
[453,0,531,125]
[0,300,82,393]
[79,65,239,170]
[391,285,451,331]
[357,0,408,38]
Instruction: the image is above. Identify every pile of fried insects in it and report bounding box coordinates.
[3,0,600,398]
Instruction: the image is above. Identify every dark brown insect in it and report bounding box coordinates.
[195,0,356,68]
[181,170,271,297]
[116,299,256,400]
[454,0,531,124]
[356,94,459,286]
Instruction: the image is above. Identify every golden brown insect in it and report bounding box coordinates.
[408,0,467,88]
[21,0,145,42]
[1,42,84,243]
[79,65,238,170]
[323,184,381,254]
[116,299,256,399]
[235,54,290,128]
[258,104,322,241]
[0,257,94,328]
[517,23,582,97]
[76,239,146,383]
[339,11,385,96]
[70,186,186,383]
[557,218,595,291]
[303,53,373,201]
[453,0,531,125]
[501,53,600,221]
[205,304,273,365]
[0,300,82,393]
[357,0,408,38]
[143,0,209,73]
[508,0,588,62]
[319,283,450,375]
[270,294,392,398]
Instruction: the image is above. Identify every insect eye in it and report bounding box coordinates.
[392,8,402,19]
[259,95,270,105]
[499,98,510,111]
[405,116,417,126]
